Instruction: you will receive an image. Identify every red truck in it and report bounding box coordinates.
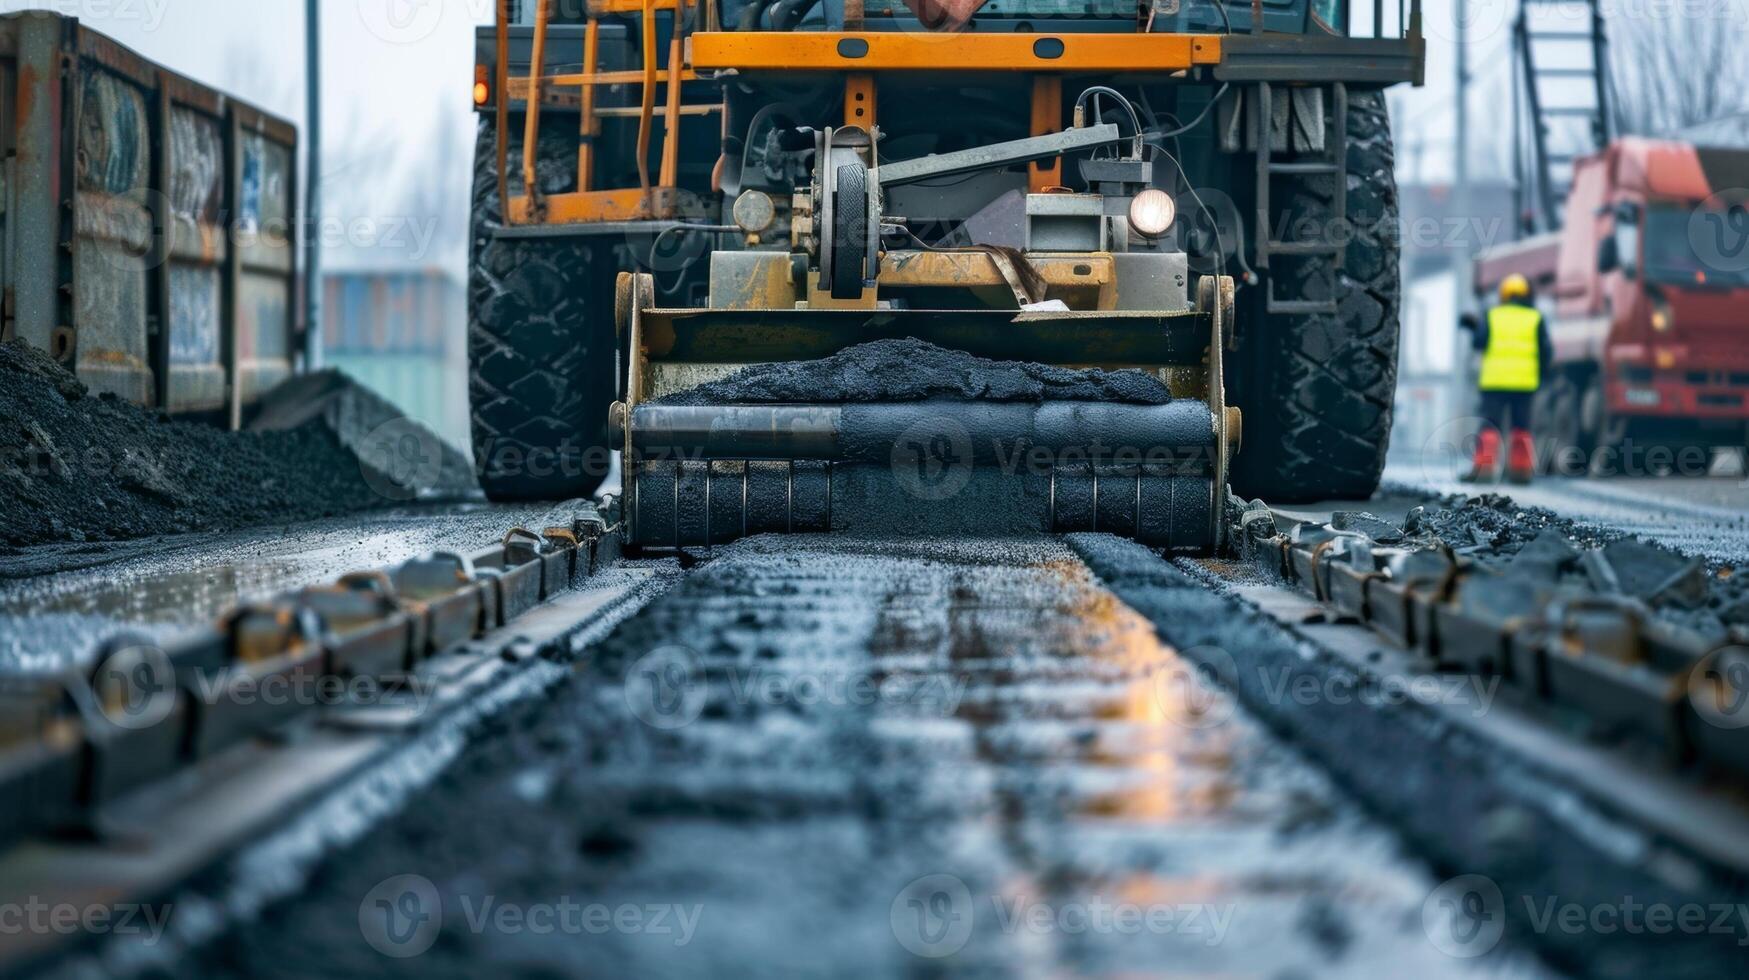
[1473,137,1749,472]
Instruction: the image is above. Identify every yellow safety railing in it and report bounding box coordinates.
[496,0,720,226]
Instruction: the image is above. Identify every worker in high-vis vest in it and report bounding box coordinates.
[1460,273,1554,483]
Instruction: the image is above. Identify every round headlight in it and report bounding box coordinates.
[1128,189,1176,239]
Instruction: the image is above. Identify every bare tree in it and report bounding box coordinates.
[1610,6,1749,136]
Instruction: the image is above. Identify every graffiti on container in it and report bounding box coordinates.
[169,109,223,226]
[76,71,146,197]
[169,265,221,367]
[238,135,291,244]
[238,138,262,236]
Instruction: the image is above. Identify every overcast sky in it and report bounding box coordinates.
[8,0,1651,272]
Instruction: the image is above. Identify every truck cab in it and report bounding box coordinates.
[1556,138,1749,441]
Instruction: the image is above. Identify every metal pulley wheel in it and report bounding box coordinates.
[829,159,870,299]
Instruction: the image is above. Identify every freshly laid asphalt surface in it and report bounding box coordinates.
[193,535,1543,978]
[10,466,1747,976]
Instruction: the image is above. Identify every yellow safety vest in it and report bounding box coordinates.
[1479,304,1542,393]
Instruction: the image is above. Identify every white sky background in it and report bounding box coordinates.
[1391,0,1518,187]
[15,0,1734,276]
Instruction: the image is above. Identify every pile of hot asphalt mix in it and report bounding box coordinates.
[655,337,1176,405]
[0,341,383,550]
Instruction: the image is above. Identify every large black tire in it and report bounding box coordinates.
[1231,88,1401,503]
[468,118,618,501]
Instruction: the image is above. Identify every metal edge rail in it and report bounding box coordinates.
[1231,504,1749,781]
[1116,522,1749,977]
[0,507,620,859]
[0,506,659,975]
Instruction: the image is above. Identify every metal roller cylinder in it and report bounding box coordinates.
[623,398,1223,553]
[621,400,1218,474]
[627,458,1216,553]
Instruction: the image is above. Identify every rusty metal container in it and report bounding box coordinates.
[0,12,299,425]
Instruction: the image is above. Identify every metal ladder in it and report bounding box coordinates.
[1253,81,1349,316]
[1514,0,1613,231]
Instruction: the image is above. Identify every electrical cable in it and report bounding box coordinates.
[1074,86,1144,143]
[1143,142,1238,282]
[1131,84,1249,282]
[1143,83,1230,142]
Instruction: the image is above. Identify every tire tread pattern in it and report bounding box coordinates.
[1232,88,1402,503]
[468,119,615,502]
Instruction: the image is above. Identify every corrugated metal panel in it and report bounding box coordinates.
[236,132,295,406]
[0,11,299,425]
[72,67,152,402]
[165,105,227,411]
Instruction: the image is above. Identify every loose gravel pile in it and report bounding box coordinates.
[1321,491,1746,637]
[0,341,382,549]
[656,337,1174,406]
[1396,491,1621,555]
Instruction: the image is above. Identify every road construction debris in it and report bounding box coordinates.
[1396,492,1616,555]
[1240,490,1749,776]
[654,338,1175,406]
[0,342,383,550]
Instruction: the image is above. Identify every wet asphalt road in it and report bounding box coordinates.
[194,535,1542,978]
[0,503,560,676]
